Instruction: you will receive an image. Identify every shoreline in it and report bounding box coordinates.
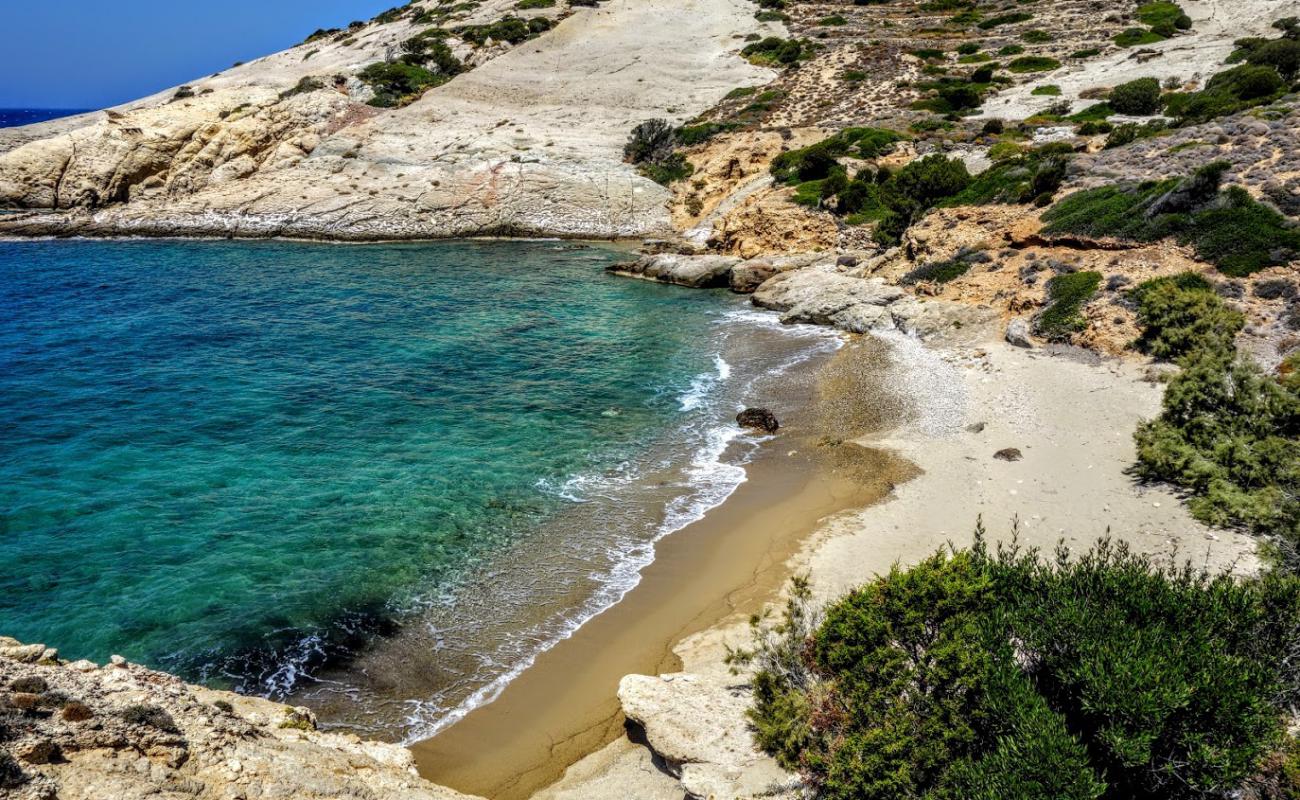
[534,332,1263,799]
[410,333,917,799]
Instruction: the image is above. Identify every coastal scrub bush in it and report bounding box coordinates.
[1245,38,1300,80]
[624,120,695,185]
[1130,273,1244,360]
[0,752,25,790]
[1041,162,1300,276]
[1108,77,1162,115]
[1008,56,1061,73]
[1134,350,1299,542]
[1137,1,1193,36]
[119,703,180,733]
[944,148,1069,206]
[1035,270,1101,340]
[1115,27,1166,47]
[456,15,550,45]
[1163,63,1287,124]
[871,155,972,243]
[517,0,555,8]
[741,37,810,66]
[740,533,1300,800]
[770,128,905,184]
[359,62,446,107]
[279,76,327,100]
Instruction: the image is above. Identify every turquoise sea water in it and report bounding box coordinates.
[0,238,837,739]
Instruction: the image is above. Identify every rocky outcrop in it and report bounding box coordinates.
[608,253,742,289]
[752,264,996,339]
[736,408,780,433]
[0,637,479,800]
[619,672,799,800]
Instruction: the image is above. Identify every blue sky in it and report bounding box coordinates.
[2,1,399,109]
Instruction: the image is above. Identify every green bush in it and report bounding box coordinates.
[818,14,847,25]
[1134,350,1299,541]
[872,155,972,243]
[359,62,447,107]
[1021,29,1054,44]
[900,257,972,284]
[944,150,1069,206]
[741,36,809,66]
[1032,84,1061,96]
[456,15,550,45]
[1108,77,1162,115]
[770,128,905,184]
[999,44,1025,55]
[1035,271,1101,339]
[1114,27,1166,47]
[516,0,555,8]
[1008,56,1061,73]
[1130,273,1244,360]
[1247,38,1300,80]
[674,121,739,146]
[742,535,1300,800]
[1137,1,1193,36]
[1163,63,1287,124]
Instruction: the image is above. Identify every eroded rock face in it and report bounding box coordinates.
[0,636,480,800]
[736,408,780,433]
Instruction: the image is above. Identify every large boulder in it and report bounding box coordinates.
[736,408,779,433]
[608,254,741,288]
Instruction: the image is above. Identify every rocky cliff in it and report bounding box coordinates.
[0,0,775,239]
[0,637,481,800]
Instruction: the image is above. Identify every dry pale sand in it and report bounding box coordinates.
[412,340,914,799]
[536,330,1261,799]
[806,332,1258,600]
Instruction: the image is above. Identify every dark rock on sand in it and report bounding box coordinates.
[736,408,779,433]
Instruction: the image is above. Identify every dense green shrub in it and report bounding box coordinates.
[1246,38,1300,80]
[1042,163,1300,276]
[742,535,1300,800]
[1137,1,1193,36]
[1008,56,1061,73]
[1134,350,1299,541]
[1108,77,1162,115]
[943,149,1069,206]
[770,128,905,184]
[456,15,550,45]
[516,0,555,8]
[900,257,973,284]
[1163,63,1287,124]
[1035,271,1101,339]
[1114,27,1166,47]
[674,121,740,146]
[624,119,694,184]
[359,62,446,107]
[871,155,972,243]
[1130,273,1244,360]
[741,36,810,66]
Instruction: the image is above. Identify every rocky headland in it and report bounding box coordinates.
[0,636,481,800]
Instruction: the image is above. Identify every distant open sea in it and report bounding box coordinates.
[0,108,94,128]
[0,239,838,741]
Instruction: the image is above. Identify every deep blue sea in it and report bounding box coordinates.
[0,109,94,128]
[0,239,836,740]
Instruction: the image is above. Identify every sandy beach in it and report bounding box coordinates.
[411,332,917,798]
[525,327,1262,799]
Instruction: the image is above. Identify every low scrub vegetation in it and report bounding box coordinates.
[1035,270,1101,340]
[1041,162,1300,276]
[1129,273,1299,549]
[1007,56,1061,73]
[942,146,1069,207]
[736,533,1300,800]
[624,119,694,185]
[1108,77,1162,115]
[456,15,551,46]
[741,36,812,66]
